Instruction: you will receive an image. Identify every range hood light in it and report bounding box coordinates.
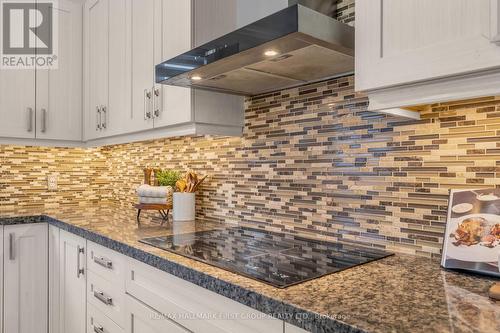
[163,63,197,70]
[264,50,279,57]
[191,75,202,81]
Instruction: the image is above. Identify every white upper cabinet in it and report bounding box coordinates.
[130,0,157,131]
[83,0,245,144]
[153,0,192,127]
[0,0,82,142]
[84,0,109,140]
[84,0,132,140]
[0,69,36,139]
[356,0,500,111]
[37,0,83,141]
[153,0,244,131]
[0,0,36,140]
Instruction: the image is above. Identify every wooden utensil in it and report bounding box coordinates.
[489,283,500,300]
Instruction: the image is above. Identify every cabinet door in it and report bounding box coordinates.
[124,295,189,333]
[36,0,82,141]
[0,0,36,142]
[356,0,500,91]
[285,323,309,333]
[153,0,192,128]
[106,0,132,137]
[4,223,48,333]
[49,225,60,333]
[0,68,35,138]
[84,0,109,140]
[131,0,155,132]
[59,230,87,333]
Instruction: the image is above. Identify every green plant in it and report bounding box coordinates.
[155,169,182,187]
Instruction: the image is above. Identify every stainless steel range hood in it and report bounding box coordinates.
[155,3,354,96]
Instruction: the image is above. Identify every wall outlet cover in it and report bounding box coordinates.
[47,175,58,191]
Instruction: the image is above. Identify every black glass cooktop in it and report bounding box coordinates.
[140,227,393,288]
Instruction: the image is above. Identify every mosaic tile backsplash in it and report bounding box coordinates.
[3,76,500,258]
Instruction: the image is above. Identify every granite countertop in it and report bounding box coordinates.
[1,204,499,333]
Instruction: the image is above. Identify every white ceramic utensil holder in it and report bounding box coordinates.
[173,192,196,221]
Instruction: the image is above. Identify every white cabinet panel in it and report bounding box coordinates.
[49,225,61,333]
[131,0,155,131]
[87,270,125,327]
[36,0,82,141]
[126,258,283,333]
[0,70,35,139]
[356,0,500,92]
[0,0,35,140]
[4,223,48,333]
[59,230,87,333]
[107,0,132,137]
[84,0,109,140]
[88,303,124,333]
[124,295,189,333]
[87,240,126,286]
[153,0,192,128]
[285,323,309,333]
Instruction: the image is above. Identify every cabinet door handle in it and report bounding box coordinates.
[27,107,33,132]
[41,108,47,133]
[9,233,14,261]
[96,106,101,130]
[93,325,105,333]
[101,106,107,129]
[93,290,113,306]
[93,256,113,269]
[153,87,160,118]
[77,245,85,278]
[144,89,152,120]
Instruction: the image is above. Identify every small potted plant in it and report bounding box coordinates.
[153,169,182,206]
[173,171,207,221]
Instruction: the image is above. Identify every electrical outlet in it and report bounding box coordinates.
[47,175,58,191]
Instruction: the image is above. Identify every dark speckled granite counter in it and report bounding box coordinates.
[1,204,499,333]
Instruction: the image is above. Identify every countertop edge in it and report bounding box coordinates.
[7,214,367,333]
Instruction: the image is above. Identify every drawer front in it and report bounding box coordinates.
[88,270,125,328]
[285,323,310,333]
[87,241,125,287]
[125,258,283,333]
[124,295,189,333]
[87,303,123,333]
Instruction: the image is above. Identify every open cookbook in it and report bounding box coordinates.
[442,188,500,277]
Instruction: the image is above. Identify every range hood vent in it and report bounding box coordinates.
[155,4,354,96]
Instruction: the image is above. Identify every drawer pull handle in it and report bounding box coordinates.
[94,256,113,269]
[93,325,105,333]
[77,246,85,278]
[9,233,14,260]
[94,290,113,306]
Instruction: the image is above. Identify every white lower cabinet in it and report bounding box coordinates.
[87,270,126,327]
[4,223,48,333]
[48,229,309,333]
[58,230,87,333]
[88,302,124,333]
[125,258,283,333]
[285,323,309,333]
[124,295,189,333]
